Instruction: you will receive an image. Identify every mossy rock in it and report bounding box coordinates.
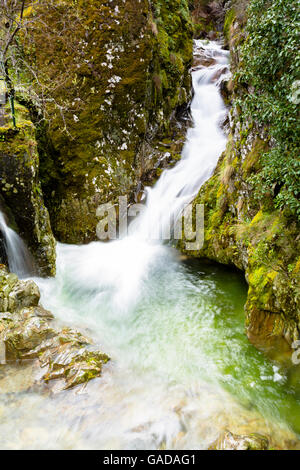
[18,0,193,243]
[0,105,56,276]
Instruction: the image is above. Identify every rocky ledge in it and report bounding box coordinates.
[0,266,109,391]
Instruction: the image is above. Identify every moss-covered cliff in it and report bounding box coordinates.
[0,103,56,276]
[20,0,193,243]
[181,0,300,355]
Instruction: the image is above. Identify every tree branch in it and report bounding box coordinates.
[2,0,26,59]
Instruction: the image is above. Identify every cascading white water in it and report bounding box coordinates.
[0,211,33,277]
[43,40,230,312]
[134,41,230,241]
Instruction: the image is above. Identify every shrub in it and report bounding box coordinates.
[236,0,300,220]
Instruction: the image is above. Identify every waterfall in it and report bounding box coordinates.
[132,40,230,241]
[0,211,34,277]
[42,40,230,312]
[27,42,300,449]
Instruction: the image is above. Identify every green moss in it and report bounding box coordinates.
[18,0,193,243]
[242,138,269,176]
[0,103,56,275]
[224,8,236,42]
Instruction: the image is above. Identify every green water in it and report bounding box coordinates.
[0,245,293,449]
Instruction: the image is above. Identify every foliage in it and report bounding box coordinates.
[236,0,300,220]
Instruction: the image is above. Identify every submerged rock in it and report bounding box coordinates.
[209,430,269,450]
[0,267,110,390]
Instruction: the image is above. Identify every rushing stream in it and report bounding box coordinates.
[1,41,300,449]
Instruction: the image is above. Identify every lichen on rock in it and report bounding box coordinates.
[179,0,300,355]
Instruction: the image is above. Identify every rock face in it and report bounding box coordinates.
[209,430,269,450]
[180,0,300,354]
[20,0,193,243]
[0,0,194,267]
[192,0,227,38]
[0,104,56,276]
[0,266,109,390]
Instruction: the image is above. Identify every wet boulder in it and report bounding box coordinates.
[0,268,110,389]
[2,315,56,360]
[0,267,40,312]
[21,0,193,243]
[22,326,110,390]
[41,341,110,390]
[1,308,110,390]
[8,280,40,312]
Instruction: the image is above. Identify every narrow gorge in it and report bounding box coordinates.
[0,0,299,451]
